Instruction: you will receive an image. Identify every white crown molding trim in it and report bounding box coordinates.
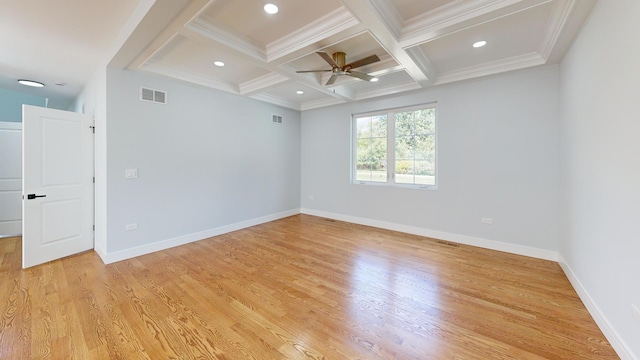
[557,255,635,360]
[399,0,548,47]
[140,63,239,94]
[249,93,301,110]
[537,0,575,61]
[300,208,558,261]
[355,81,421,101]
[300,97,345,111]
[187,18,267,62]
[434,52,545,85]
[99,209,301,264]
[266,6,360,62]
[239,72,290,95]
[405,47,437,81]
[366,0,403,39]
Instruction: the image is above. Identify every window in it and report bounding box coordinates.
[352,103,436,188]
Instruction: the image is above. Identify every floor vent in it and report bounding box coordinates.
[272,114,283,124]
[436,240,460,247]
[140,87,167,104]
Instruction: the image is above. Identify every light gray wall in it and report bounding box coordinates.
[106,69,301,253]
[560,0,640,357]
[301,66,560,251]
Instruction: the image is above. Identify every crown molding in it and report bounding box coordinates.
[355,81,421,101]
[239,72,290,95]
[405,47,437,82]
[434,52,544,85]
[366,0,403,40]
[187,18,266,61]
[300,97,345,111]
[140,62,239,94]
[265,7,360,62]
[249,93,301,111]
[537,0,575,61]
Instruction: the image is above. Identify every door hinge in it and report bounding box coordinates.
[89,125,95,133]
[93,177,95,183]
[93,225,95,231]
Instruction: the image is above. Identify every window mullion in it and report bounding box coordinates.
[388,111,395,184]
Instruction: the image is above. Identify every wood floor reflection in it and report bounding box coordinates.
[0,215,618,359]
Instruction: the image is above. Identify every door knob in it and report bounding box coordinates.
[26,194,47,200]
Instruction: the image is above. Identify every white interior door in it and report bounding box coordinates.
[0,122,23,236]
[22,105,94,268]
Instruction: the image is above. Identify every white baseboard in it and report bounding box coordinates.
[99,208,300,264]
[300,208,558,261]
[558,255,636,360]
[94,243,107,263]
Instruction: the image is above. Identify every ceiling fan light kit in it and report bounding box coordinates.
[297,51,380,86]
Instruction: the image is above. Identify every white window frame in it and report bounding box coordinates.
[351,103,438,190]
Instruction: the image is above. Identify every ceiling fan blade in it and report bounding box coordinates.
[345,54,380,70]
[347,71,374,82]
[296,70,332,73]
[317,52,339,67]
[326,73,339,86]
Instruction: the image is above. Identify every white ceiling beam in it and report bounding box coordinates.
[341,0,433,86]
[127,0,214,70]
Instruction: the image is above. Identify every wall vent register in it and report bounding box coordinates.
[272,114,283,124]
[140,87,167,104]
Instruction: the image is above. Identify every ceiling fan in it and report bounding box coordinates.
[296,51,380,86]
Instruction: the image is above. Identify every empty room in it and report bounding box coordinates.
[0,0,638,359]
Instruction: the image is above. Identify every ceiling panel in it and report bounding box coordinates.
[149,35,270,86]
[198,0,345,46]
[416,2,554,74]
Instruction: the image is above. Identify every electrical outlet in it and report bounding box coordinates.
[125,168,138,179]
[125,223,137,231]
[632,304,640,324]
[482,218,493,225]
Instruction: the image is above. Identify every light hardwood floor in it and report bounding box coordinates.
[0,215,618,359]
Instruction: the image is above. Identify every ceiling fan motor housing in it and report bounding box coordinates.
[332,52,347,68]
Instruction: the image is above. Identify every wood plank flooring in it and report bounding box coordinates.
[0,214,618,359]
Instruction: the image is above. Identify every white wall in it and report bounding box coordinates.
[301,66,561,256]
[105,69,301,255]
[559,0,640,358]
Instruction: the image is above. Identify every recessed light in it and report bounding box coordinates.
[296,90,304,95]
[264,3,278,14]
[213,61,225,67]
[473,40,487,48]
[370,77,379,82]
[18,79,45,87]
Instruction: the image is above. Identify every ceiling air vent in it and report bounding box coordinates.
[272,114,283,124]
[140,87,167,104]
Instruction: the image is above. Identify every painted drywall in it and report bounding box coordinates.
[70,0,157,257]
[0,88,46,122]
[105,68,301,253]
[301,66,561,253]
[560,0,640,358]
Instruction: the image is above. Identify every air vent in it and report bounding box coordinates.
[272,114,283,124]
[140,87,167,104]
[436,240,460,247]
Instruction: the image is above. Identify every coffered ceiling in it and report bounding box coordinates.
[1,0,597,111]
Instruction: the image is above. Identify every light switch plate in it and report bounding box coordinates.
[125,169,138,179]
